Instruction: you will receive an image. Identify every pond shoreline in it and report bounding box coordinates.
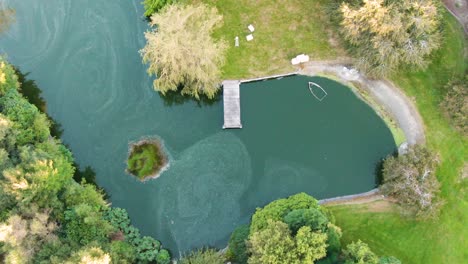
[298,60,426,145]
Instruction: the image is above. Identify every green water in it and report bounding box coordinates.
[0,0,396,254]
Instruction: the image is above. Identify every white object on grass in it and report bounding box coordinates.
[248,24,255,32]
[235,36,239,47]
[246,34,253,41]
[291,54,310,65]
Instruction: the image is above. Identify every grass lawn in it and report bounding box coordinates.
[191,0,345,79]
[329,13,467,264]
[127,141,167,180]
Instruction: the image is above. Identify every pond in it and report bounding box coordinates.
[0,0,396,254]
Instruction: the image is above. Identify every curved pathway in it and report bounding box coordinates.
[443,0,468,34]
[300,61,426,145]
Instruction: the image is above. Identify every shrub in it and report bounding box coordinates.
[227,224,250,264]
[0,89,49,145]
[283,208,328,234]
[381,145,441,218]
[156,249,171,264]
[343,240,379,264]
[250,193,320,232]
[440,76,467,136]
[179,248,225,264]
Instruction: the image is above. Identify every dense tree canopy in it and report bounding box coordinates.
[228,193,399,264]
[340,0,442,77]
[382,145,441,218]
[0,58,170,263]
[141,3,227,99]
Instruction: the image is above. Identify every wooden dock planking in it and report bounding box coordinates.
[222,80,242,129]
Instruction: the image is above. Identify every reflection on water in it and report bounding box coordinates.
[0,7,15,34]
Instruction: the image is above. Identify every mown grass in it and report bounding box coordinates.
[127,141,166,180]
[190,0,345,79]
[329,13,467,264]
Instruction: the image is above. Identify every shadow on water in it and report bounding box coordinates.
[159,87,221,107]
[13,66,110,199]
[374,149,398,186]
[14,67,64,138]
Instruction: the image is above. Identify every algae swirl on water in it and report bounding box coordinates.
[126,138,168,181]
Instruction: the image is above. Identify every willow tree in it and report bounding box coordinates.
[340,0,441,77]
[141,4,227,99]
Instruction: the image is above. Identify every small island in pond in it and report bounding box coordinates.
[126,139,168,181]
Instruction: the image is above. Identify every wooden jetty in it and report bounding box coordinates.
[222,80,242,129]
[222,72,298,129]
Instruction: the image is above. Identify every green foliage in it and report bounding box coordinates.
[340,0,442,77]
[325,223,342,257]
[227,224,250,264]
[156,249,171,264]
[0,59,171,263]
[63,204,113,246]
[133,236,161,262]
[179,248,225,264]
[343,240,379,264]
[247,220,327,264]
[382,145,441,218]
[283,208,328,234]
[294,226,328,263]
[440,75,467,136]
[142,0,175,17]
[104,207,168,263]
[127,141,166,180]
[250,192,320,232]
[0,60,19,95]
[109,241,137,264]
[0,89,49,145]
[141,3,227,99]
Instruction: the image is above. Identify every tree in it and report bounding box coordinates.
[179,248,225,264]
[340,0,441,77]
[294,226,328,263]
[440,75,467,136]
[142,0,175,17]
[155,249,171,264]
[63,204,113,246]
[283,208,328,234]
[247,220,296,264]
[227,224,250,264]
[247,220,328,264]
[381,145,441,217]
[250,193,320,232]
[0,210,57,264]
[141,3,227,99]
[343,240,379,264]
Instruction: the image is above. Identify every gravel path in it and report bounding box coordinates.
[300,61,425,145]
[443,0,468,34]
